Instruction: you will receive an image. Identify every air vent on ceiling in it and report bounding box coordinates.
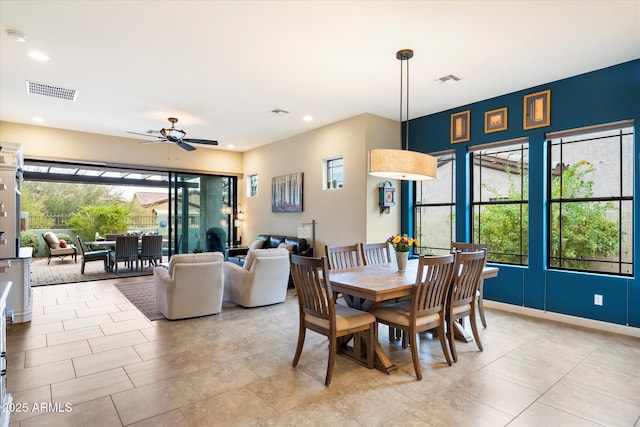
[26,81,78,101]
[438,74,461,84]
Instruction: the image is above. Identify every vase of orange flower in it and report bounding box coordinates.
[387,234,418,272]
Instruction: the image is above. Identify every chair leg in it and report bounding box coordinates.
[81,260,85,275]
[470,310,483,352]
[326,337,336,386]
[438,324,452,366]
[478,281,487,328]
[448,314,458,363]
[408,330,422,380]
[292,319,306,367]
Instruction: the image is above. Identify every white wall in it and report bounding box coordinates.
[242,113,400,255]
[0,121,243,175]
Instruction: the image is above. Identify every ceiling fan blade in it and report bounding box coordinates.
[176,141,197,151]
[140,139,167,145]
[181,138,218,145]
[127,131,161,138]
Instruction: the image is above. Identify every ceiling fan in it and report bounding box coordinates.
[127,117,218,151]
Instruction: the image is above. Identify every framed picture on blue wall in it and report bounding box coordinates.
[524,89,551,129]
[484,107,508,133]
[450,110,470,143]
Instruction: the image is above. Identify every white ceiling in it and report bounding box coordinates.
[1,1,639,153]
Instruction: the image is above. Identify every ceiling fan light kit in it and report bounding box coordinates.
[127,117,218,151]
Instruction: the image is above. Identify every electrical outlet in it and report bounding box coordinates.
[594,294,603,306]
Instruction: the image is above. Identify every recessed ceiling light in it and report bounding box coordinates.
[32,117,44,123]
[29,51,50,61]
[227,144,235,149]
[6,29,26,42]
[303,115,313,122]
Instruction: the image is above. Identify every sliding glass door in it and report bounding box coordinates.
[168,172,236,256]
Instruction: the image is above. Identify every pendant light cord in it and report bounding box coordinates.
[399,53,410,151]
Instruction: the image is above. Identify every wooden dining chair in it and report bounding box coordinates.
[450,241,489,327]
[289,254,375,386]
[371,254,456,379]
[324,244,363,270]
[447,249,487,362]
[360,242,392,265]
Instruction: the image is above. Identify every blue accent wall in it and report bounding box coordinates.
[406,59,640,328]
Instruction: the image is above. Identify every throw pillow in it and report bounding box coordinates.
[249,239,264,251]
[59,239,67,248]
[278,242,295,252]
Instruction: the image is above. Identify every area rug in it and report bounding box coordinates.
[114,280,165,321]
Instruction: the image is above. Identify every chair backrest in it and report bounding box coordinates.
[167,252,224,276]
[114,235,139,258]
[413,254,456,317]
[450,241,488,254]
[290,254,334,326]
[140,235,163,257]
[76,236,88,256]
[325,244,363,270]
[449,250,487,308]
[43,231,60,249]
[361,242,392,265]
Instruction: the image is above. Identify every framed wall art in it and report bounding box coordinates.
[272,172,303,212]
[484,107,508,133]
[450,110,470,143]
[523,89,551,130]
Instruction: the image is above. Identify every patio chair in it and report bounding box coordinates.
[139,234,163,268]
[109,235,139,273]
[42,232,77,264]
[76,236,109,274]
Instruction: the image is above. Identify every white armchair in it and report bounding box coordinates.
[223,248,290,307]
[153,252,224,320]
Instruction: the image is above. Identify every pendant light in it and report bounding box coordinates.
[369,49,436,181]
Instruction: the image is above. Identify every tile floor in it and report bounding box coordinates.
[5,276,640,426]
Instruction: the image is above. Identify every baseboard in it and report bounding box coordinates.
[484,300,640,339]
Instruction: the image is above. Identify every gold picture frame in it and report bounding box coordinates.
[450,110,470,143]
[523,89,551,130]
[484,107,508,133]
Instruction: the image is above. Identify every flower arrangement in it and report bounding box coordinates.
[387,234,418,252]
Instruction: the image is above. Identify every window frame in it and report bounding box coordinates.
[413,151,456,255]
[546,121,634,276]
[324,156,343,190]
[247,173,258,197]
[470,138,529,266]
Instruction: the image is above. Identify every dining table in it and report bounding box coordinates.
[328,258,499,374]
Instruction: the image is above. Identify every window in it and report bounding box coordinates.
[324,157,343,189]
[414,152,455,255]
[548,121,633,276]
[471,139,529,265]
[247,174,258,197]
